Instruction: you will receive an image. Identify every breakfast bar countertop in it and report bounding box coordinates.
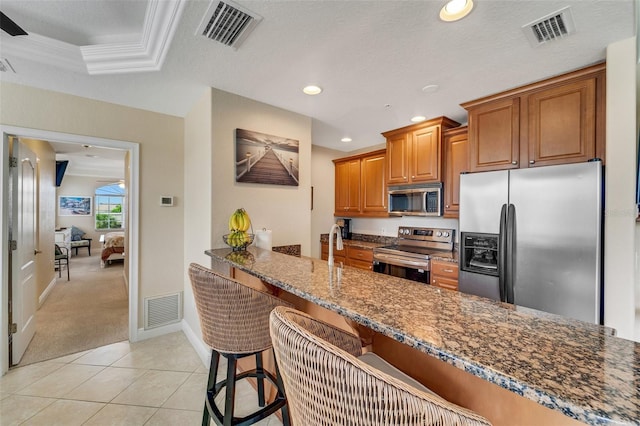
[205,247,639,425]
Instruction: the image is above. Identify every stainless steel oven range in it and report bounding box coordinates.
[373,227,454,284]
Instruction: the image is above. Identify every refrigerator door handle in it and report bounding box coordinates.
[505,203,516,304]
[498,204,507,302]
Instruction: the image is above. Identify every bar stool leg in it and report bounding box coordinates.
[255,352,266,407]
[223,356,237,426]
[203,350,220,426]
[273,353,290,426]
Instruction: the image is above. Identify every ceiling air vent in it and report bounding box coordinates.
[196,0,262,49]
[522,6,576,47]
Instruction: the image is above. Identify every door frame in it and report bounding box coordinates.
[1,125,140,374]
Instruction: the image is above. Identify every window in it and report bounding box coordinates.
[95,183,125,230]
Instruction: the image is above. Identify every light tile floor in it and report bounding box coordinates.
[0,332,284,425]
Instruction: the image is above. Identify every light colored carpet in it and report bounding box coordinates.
[18,254,128,366]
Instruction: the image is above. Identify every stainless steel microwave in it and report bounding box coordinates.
[388,184,443,216]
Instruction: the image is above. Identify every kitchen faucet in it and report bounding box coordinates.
[328,223,343,266]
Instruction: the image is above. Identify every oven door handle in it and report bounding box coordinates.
[373,253,429,269]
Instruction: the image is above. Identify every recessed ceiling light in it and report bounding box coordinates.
[422,84,439,93]
[439,0,474,22]
[303,85,322,95]
[411,116,426,123]
[341,137,352,143]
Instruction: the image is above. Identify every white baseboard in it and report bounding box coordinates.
[181,319,210,367]
[38,277,58,307]
[136,321,183,341]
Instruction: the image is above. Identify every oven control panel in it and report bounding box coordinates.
[397,227,454,244]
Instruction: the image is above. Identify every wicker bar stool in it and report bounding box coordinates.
[269,306,493,426]
[188,263,291,426]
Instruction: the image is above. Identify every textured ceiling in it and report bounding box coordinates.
[0,0,635,157]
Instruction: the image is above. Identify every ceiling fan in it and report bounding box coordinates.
[0,11,28,36]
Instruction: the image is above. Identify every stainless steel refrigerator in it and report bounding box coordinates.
[458,161,603,324]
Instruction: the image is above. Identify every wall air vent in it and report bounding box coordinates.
[144,292,182,329]
[196,0,262,49]
[522,6,576,47]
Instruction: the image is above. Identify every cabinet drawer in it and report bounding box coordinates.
[432,277,458,291]
[347,246,373,262]
[431,261,458,278]
[349,258,373,271]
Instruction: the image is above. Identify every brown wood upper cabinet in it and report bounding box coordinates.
[461,63,605,173]
[334,149,387,217]
[383,117,460,185]
[443,126,468,218]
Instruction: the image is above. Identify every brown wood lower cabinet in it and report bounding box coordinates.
[321,242,373,271]
[346,246,373,271]
[431,260,458,291]
[320,242,346,264]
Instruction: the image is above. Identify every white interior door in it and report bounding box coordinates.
[10,139,37,365]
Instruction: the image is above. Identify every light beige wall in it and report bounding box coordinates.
[56,175,117,252]
[310,145,342,258]
[0,82,185,327]
[183,88,213,338]
[210,88,312,255]
[605,37,637,340]
[20,138,56,298]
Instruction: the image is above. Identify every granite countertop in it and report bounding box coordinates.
[205,247,639,425]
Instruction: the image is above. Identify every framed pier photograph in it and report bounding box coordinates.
[235,129,299,186]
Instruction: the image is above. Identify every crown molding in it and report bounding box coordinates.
[0,33,87,73]
[0,0,186,75]
[81,0,186,75]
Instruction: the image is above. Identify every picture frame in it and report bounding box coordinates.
[235,128,300,186]
[58,196,92,216]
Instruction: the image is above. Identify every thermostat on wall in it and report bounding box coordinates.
[160,196,174,207]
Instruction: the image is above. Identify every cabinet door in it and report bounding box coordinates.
[411,125,441,182]
[528,77,596,167]
[443,128,468,218]
[468,97,520,172]
[361,152,387,215]
[335,159,361,215]
[386,133,409,184]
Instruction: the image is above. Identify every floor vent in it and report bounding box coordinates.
[196,0,262,49]
[144,292,182,329]
[522,6,576,47]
